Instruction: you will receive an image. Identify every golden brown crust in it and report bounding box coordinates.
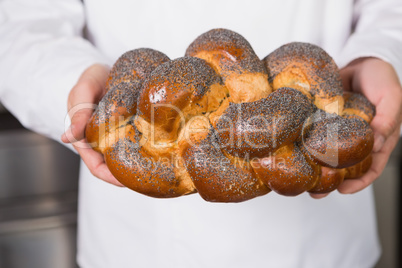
[252,144,319,196]
[86,81,141,152]
[106,48,170,89]
[342,92,376,123]
[263,42,343,99]
[88,30,376,201]
[214,87,313,158]
[186,28,271,103]
[181,128,270,202]
[186,29,265,75]
[302,110,374,168]
[308,167,345,194]
[136,57,225,142]
[105,123,195,198]
[344,154,372,179]
[86,49,169,152]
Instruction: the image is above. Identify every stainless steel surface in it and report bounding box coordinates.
[0,130,79,199]
[0,125,80,268]
[0,102,6,114]
[0,193,78,231]
[374,138,401,268]
[0,223,78,268]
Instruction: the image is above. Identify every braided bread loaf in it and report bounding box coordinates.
[86,28,375,202]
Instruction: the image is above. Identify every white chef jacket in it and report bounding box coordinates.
[1,0,402,267]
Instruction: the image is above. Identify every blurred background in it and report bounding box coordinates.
[0,102,79,268]
[0,101,400,268]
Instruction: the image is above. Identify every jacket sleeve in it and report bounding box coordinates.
[0,0,109,141]
[338,0,402,78]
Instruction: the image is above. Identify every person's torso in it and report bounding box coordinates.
[77,1,380,267]
[83,0,354,63]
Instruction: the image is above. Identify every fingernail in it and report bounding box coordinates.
[373,134,385,152]
[312,193,329,199]
[61,126,70,142]
[61,125,75,143]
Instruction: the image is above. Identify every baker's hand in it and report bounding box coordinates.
[311,58,402,199]
[61,64,124,186]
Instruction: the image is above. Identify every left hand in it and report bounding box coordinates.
[61,64,124,186]
[311,58,402,199]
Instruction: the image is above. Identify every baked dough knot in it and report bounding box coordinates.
[86,29,375,202]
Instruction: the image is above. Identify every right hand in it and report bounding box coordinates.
[61,64,124,187]
[311,58,402,199]
[337,58,401,194]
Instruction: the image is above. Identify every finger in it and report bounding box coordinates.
[74,141,124,187]
[341,60,401,153]
[62,67,110,144]
[338,128,400,194]
[339,65,354,91]
[61,125,73,143]
[309,193,329,199]
[338,166,380,194]
[370,89,402,152]
[78,63,110,97]
[67,64,110,110]
[357,62,402,152]
[61,107,95,143]
[67,80,106,111]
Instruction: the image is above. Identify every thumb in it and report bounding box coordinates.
[61,105,95,143]
[339,58,368,92]
[365,64,402,153]
[339,65,354,92]
[340,59,402,153]
[370,96,401,153]
[61,64,110,144]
